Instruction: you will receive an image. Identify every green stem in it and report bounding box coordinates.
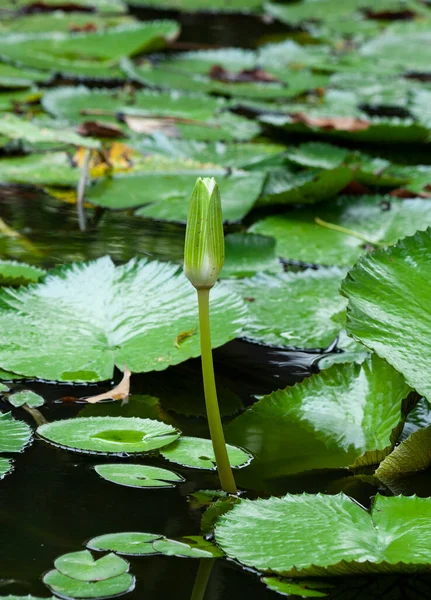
[197,288,237,494]
[314,217,385,247]
[190,559,214,600]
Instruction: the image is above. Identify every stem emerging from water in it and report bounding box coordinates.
[197,288,237,494]
[190,559,214,600]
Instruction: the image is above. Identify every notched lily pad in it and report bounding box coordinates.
[37,417,180,454]
[54,550,129,582]
[94,463,184,488]
[43,569,134,599]
[87,532,161,556]
[8,390,44,408]
[152,535,223,558]
[160,436,252,470]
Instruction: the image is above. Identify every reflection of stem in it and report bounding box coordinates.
[197,288,237,494]
[314,217,384,247]
[21,405,47,427]
[76,148,91,232]
[190,559,214,600]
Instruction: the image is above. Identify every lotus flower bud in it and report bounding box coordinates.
[184,177,224,289]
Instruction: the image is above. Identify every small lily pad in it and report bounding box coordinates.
[0,383,9,392]
[0,412,32,453]
[87,532,161,556]
[0,457,13,480]
[54,550,129,582]
[8,390,44,408]
[43,570,134,599]
[94,464,184,488]
[37,417,180,455]
[160,436,252,470]
[152,536,223,559]
[0,261,46,286]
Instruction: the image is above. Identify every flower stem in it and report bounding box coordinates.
[190,559,214,600]
[197,288,237,494]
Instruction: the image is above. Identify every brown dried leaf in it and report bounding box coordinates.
[209,65,280,84]
[76,121,123,139]
[84,367,131,404]
[390,188,431,199]
[290,112,370,132]
[122,115,180,137]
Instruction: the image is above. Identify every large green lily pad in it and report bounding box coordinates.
[226,268,347,349]
[86,170,265,222]
[226,356,411,479]
[0,257,246,381]
[376,425,431,485]
[43,570,134,599]
[215,493,431,576]
[43,86,260,141]
[250,196,431,267]
[342,229,431,401]
[0,412,32,453]
[0,22,180,78]
[37,417,179,454]
[0,153,81,187]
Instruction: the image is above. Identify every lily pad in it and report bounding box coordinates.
[0,412,32,453]
[0,457,12,480]
[376,426,431,484]
[38,417,179,455]
[54,550,129,582]
[262,577,332,598]
[43,570,134,599]
[0,22,180,79]
[0,115,100,149]
[87,532,161,556]
[0,257,247,381]
[226,356,411,479]
[86,170,265,222]
[250,196,431,267]
[0,63,50,89]
[126,0,263,12]
[226,268,347,349]
[0,261,46,286]
[8,390,44,408]
[160,436,252,470]
[152,536,223,558]
[94,463,184,488]
[0,153,80,187]
[342,229,431,401]
[221,233,282,278]
[0,383,9,392]
[215,493,431,576]
[43,86,260,142]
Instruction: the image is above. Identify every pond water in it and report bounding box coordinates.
[1,2,431,599]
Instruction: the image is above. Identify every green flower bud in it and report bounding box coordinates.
[184,177,224,290]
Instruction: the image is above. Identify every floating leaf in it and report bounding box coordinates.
[0,115,100,149]
[0,153,81,187]
[226,268,347,348]
[86,170,265,222]
[43,570,134,599]
[215,493,431,576]
[250,196,431,266]
[0,63,50,89]
[43,87,260,141]
[0,261,46,286]
[54,550,129,582]
[0,596,57,600]
[8,390,44,408]
[0,22,179,78]
[226,356,411,479]
[376,426,431,483]
[221,233,282,278]
[159,436,252,470]
[262,577,332,597]
[87,532,161,556]
[0,383,10,392]
[153,536,223,558]
[0,413,32,453]
[0,457,12,480]
[0,257,246,381]
[342,229,431,401]
[126,0,262,12]
[94,464,184,488]
[38,417,179,454]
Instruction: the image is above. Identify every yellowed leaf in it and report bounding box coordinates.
[84,367,131,404]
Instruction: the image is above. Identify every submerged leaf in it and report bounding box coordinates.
[215,493,431,576]
[37,417,179,454]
